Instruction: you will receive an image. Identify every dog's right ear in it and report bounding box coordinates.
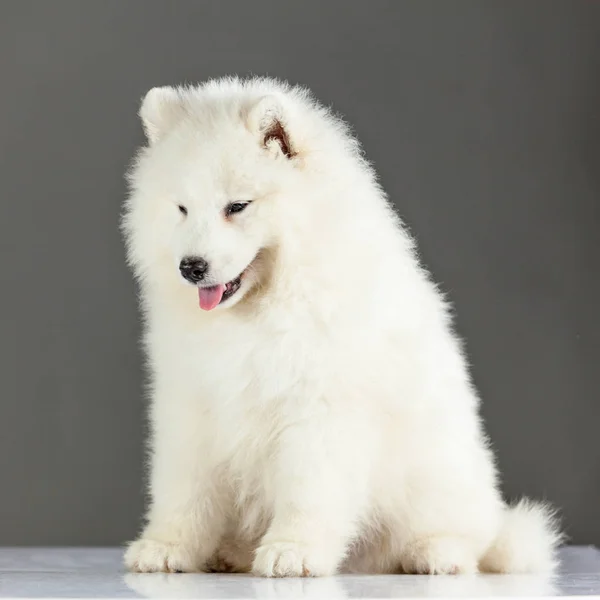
[139,86,185,145]
[245,95,294,159]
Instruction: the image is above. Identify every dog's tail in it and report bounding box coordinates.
[480,499,563,574]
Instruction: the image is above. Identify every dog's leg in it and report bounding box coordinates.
[124,388,225,573]
[252,409,370,577]
[393,440,503,575]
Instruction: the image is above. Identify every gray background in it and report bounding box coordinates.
[0,0,598,546]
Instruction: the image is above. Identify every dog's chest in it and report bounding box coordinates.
[181,313,324,401]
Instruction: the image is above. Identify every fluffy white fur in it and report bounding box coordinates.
[122,77,561,577]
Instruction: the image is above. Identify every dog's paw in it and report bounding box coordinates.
[124,538,198,573]
[400,536,478,575]
[252,541,334,578]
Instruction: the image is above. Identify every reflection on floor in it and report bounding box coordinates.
[1,546,599,598]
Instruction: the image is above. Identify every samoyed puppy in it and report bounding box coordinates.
[122,77,560,577]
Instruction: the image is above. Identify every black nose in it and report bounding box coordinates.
[179,257,209,284]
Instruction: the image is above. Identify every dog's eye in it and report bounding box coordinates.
[225,202,250,217]
[178,205,188,216]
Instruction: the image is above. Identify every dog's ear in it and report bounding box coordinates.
[139,86,185,145]
[246,95,294,159]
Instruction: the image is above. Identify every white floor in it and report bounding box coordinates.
[0,546,599,598]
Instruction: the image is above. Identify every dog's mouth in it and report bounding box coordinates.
[197,273,244,311]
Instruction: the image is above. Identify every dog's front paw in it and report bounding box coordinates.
[252,541,335,578]
[124,538,198,573]
[400,536,478,575]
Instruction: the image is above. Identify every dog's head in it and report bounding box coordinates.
[123,82,306,311]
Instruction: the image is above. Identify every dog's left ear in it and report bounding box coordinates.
[245,96,294,159]
[139,86,185,145]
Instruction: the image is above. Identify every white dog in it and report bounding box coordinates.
[122,77,560,577]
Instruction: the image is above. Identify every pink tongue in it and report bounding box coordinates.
[198,284,225,311]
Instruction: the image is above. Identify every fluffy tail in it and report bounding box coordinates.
[480,499,563,574]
